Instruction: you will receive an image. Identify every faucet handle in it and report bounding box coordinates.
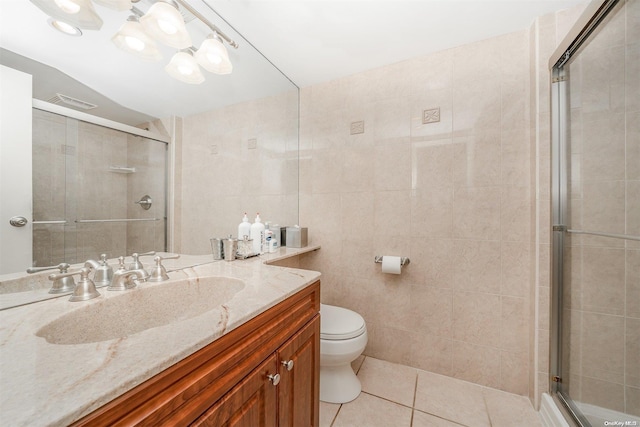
[27,263,71,275]
[49,267,100,302]
[128,251,156,271]
[147,255,180,282]
[116,256,127,273]
[42,263,75,294]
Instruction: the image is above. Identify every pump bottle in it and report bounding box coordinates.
[250,213,265,254]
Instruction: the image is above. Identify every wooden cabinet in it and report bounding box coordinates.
[193,354,278,427]
[194,317,320,427]
[278,317,320,427]
[73,281,320,427]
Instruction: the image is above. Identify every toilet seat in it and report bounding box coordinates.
[320,304,366,340]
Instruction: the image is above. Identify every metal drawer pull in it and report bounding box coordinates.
[267,373,280,386]
[281,360,294,371]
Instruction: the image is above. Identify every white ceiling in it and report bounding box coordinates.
[0,0,587,123]
[210,0,588,87]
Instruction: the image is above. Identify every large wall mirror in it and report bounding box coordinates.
[0,0,299,305]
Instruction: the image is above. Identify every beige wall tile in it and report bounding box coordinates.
[451,340,501,389]
[626,317,640,388]
[582,312,625,382]
[409,333,453,376]
[582,247,626,315]
[453,240,501,294]
[453,291,501,348]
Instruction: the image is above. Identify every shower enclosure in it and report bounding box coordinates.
[551,0,639,425]
[31,107,168,267]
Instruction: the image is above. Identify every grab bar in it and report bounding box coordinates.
[567,229,640,242]
[76,218,159,224]
[32,220,68,225]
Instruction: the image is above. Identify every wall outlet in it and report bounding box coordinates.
[248,138,257,149]
[210,144,218,155]
[350,121,365,135]
[422,108,440,124]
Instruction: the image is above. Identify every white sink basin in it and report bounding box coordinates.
[36,277,245,345]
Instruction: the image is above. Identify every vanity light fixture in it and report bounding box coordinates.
[30,0,103,30]
[194,33,232,75]
[112,16,162,61]
[47,18,83,36]
[29,0,238,84]
[165,49,204,84]
[140,0,192,49]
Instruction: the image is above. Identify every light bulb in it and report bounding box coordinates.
[178,65,193,76]
[49,19,82,36]
[124,36,145,52]
[54,0,81,14]
[206,53,222,64]
[157,18,178,35]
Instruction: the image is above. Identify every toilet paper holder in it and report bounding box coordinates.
[374,255,410,266]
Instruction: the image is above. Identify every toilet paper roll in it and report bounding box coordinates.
[381,256,402,274]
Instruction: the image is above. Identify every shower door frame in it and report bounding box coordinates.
[549,0,630,425]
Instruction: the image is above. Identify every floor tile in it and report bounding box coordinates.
[358,356,417,407]
[332,392,412,427]
[319,401,340,427]
[412,410,466,426]
[414,370,491,427]
[483,388,542,427]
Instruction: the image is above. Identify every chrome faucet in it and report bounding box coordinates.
[127,251,155,280]
[84,254,113,288]
[108,257,146,291]
[48,267,100,302]
[27,263,75,294]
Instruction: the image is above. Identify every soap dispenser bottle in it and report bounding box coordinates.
[238,213,251,240]
[250,213,265,254]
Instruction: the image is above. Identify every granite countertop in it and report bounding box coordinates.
[0,249,321,426]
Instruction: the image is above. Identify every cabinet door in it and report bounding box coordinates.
[277,315,320,427]
[193,354,279,427]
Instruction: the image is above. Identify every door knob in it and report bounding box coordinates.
[267,373,280,386]
[9,216,28,227]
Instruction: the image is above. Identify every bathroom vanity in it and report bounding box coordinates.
[0,252,321,426]
[74,280,320,426]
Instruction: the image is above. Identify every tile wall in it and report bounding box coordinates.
[295,5,588,403]
[297,30,533,395]
[177,90,299,254]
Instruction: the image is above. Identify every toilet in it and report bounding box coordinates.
[319,303,368,404]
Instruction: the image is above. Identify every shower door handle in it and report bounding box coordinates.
[9,216,28,227]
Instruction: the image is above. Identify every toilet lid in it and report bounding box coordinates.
[320,304,366,340]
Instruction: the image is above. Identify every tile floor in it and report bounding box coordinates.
[320,356,543,427]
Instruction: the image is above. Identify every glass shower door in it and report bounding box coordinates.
[32,109,167,267]
[551,0,639,425]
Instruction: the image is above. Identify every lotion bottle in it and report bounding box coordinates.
[238,213,251,240]
[250,213,265,254]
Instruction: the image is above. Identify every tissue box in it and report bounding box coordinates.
[286,226,308,248]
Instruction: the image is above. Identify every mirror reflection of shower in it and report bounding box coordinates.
[32,108,167,267]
